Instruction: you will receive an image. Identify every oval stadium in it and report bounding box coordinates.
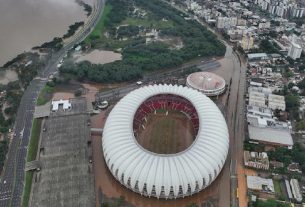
[102,84,229,199]
[186,72,226,96]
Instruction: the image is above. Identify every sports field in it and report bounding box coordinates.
[136,110,196,154]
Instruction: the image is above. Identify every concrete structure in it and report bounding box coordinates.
[247,53,268,61]
[268,94,286,111]
[244,151,269,170]
[249,91,266,108]
[241,33,254,50]
[51,99,71,112]
[288,42,302,60]
[247,176,274,193]
[102,85,229,199]
[285,180,293,200]
[186,72,226,96]
[31,98,95,207]
[216,17,237,29]
[248,125,293,148]
[248,86,272,96]
[290,179,303,203]
[288,163,302,173]
[247,105,272,118]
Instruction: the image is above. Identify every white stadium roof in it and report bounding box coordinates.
[102,84,229,199]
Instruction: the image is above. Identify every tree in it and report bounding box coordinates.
[296,120,305,130]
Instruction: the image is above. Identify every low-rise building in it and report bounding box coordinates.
[288,163,302,173]
[270,161,284,169]
[244,151,269,170]
[290,179,303,203]
[249,91,266,108]
[51,99,72,112]
[247,176,275,193]
[247,115,293,148]
[247,105,273,118]
[268,94,286,111]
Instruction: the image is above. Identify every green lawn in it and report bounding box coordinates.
[122,17,174,29]
[273,179,286,201]
[22,118,42,207]
[36,85,54,106]
[22,172,33,207]
[85,4,112,43]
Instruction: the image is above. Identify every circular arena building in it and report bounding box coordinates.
[186,72,226,96]
[102,84,229,199]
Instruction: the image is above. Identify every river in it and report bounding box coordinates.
[0,0,94,66]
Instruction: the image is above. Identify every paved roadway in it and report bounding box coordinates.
[0,0,105,206]
[96,60,221,102]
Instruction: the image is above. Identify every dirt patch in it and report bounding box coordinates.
[136,110,195,154]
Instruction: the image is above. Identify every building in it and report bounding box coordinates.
[290,179,303,203]
[288,163,302,173]
[241,33,254,50]
[247,53,268,61]
[186,72,226,96]
[288,42,302,60]
[248,125,293,148]
[102,85,229,199]
[249,91,266,108]
[247,105,273,119]
[216,17,237,29]
[247,176,275,193]
[51,99,72,112]
[244,151,269,170]
[268,94,286,111]
[285,180,293,200]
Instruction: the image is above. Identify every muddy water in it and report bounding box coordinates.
[75,50,122,64]
[0,0,93,66]
[0,70,18,85]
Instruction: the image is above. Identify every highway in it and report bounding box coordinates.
[0,0,105,206]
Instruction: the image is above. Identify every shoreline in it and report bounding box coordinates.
[0,0,93,68]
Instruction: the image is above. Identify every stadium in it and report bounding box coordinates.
[186,72,226,96]
[102,84,229,199]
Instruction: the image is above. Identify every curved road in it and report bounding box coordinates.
[0,0,105,206]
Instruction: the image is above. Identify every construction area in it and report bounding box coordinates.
[30,98,95,207]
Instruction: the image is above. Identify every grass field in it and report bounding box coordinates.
[273,179,286,201]
[36,85,54,106]
[122,17,174,29]
[22,118,42,207]
[136,110,195,154]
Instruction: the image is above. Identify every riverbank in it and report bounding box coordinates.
[0,0,92,66]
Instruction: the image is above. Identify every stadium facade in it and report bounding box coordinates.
[102,84,229,199]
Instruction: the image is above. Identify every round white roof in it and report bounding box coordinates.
[186,72,226,92]
[102,84,229,199]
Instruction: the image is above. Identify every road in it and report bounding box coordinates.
[96,60,221,102]
[0,0,105,206]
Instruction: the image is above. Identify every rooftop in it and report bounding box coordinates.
[248,125,293,147]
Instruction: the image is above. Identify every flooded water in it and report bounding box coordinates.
[75,50,122,64]
[0,70,18,85]
[0,0,93,66]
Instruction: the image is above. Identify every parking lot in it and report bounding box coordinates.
[30,98,95,207]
